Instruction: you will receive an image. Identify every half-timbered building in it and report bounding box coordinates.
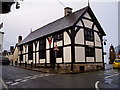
[18,6,106,72]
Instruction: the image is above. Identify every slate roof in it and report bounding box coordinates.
[19,6,105,46]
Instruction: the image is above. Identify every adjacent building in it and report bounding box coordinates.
[18,6,106,72]
[0,31,4,56]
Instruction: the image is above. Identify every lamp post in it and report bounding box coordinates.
[53,43,60,70]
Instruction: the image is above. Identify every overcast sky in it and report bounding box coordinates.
[0,0,119,63]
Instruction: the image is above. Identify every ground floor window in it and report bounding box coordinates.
[19,54,23,61]
[28,43,33,60]
[86,47,95,57]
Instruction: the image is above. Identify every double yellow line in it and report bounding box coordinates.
[0,78,8,89]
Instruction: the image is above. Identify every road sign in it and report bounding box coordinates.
[53,45,59,51]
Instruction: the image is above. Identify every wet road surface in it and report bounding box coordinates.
[1,65,120,89]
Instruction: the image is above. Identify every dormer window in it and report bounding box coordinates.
[85,29,94,41]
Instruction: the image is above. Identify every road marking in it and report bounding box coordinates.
[105,74,119,79]
[0,78,8,89]
[20,79,29,83]
[37,76,44,78]
[24,76,32,79]
[95,81,100,90]
[14,79,22,82]
[34,75,39,77]
[11,82,20,86]
[6,81,13,84]
[30,77,37,80]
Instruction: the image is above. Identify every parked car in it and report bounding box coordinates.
[0,56,10,65]
[113,59,120,69]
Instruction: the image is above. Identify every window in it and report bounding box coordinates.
[86,47,95,57]
[85,29,94,41]
[56,47,63,58]
[28,43,33,60]
[54,33,63,42]
[39,38,46,59]
[19,54,23,61]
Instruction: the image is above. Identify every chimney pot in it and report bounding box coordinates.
[64,7,72,16]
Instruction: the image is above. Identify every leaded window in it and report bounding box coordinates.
[86,47,95,57]
[85,29,94,41]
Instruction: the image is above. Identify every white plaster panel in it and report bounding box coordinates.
[94,32,102,47]
[36,42,39,51]
[82,19,93,29]
[75,29,84,44]
[84,12,92,19]
[56,58,62,63]
[46,50,50,63]
[95,49,102,62]
[33,53,35,63]
[94,25,99,31]
[64,31,71,45]
[86,41,94,46]
[36,52,39,63]
[57,41,62,47]
[64,46,71,63]
[75,47,85,62]
[86,57,94,62]
[76,21,83,26]
[40,59,45,63]
[23,55,25,63]
[46,38,54,49]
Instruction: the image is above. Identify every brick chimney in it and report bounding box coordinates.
[18,35,22,43]
[64,7,72,16]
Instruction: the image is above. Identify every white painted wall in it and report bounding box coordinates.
[86,41,94,46]
[56,58,62,63]
[94,32,102,47]
[75,47,85,62]
[46,50,50,63]
[57,41,62,47]
[94,25,99,31]
[64,31,71,45]
[40,59,45,63]
[46,38,54,49]
[76,21,83,26]
[64,46,71,63]
[84,12,92,19]
[82,19,93,29]
[86,57,94,62]
[95,49,102,62]
[75,29,84,44]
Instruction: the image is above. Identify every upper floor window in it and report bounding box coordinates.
[85,29,94,41]
[54,33,63,42]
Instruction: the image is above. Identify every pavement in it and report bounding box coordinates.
[10,64,113,74]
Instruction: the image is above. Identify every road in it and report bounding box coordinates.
[1,65,120,89]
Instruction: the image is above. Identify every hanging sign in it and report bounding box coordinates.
[53,45,60,51]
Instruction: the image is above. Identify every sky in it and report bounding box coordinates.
[0,0,119,63]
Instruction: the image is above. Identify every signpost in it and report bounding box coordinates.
[53,44,60,70]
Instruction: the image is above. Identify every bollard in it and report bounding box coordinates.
[31,62,33,68]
